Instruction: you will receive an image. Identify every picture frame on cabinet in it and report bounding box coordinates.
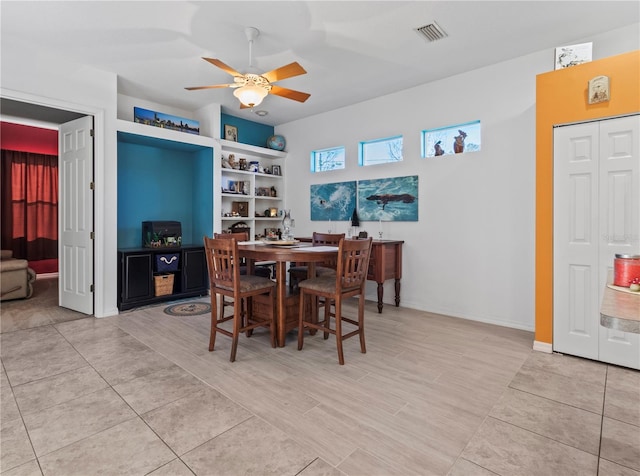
[232,201,249,217]
[256,187,271,197]
[269,207,279,217]
[271,165,281,176]
[224,124,238,142]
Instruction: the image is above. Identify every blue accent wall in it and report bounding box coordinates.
[117,133,213,248]
[221,113,274,148]
[192,150,213,243]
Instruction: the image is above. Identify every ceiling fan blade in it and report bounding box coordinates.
[269,85,311,103]
[239,103,252,109]
[202,58,244,77]
[261,62,307,83]
[185,84,235,91]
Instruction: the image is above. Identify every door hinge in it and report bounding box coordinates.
[90,232,95,240]
[90,284,94,292]
[90,129,94,137]
[90,182,95,190]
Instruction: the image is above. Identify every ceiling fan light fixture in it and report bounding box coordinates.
[233,83,269,107]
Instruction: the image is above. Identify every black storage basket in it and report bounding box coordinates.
[156,253,180,272]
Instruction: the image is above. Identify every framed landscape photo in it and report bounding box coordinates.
[224,124,238,142]
[134,107,200,135]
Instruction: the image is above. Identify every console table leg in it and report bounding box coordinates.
[377,282,384,313]
[394,278,401,307]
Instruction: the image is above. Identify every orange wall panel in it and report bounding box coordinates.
[535,50,640,345]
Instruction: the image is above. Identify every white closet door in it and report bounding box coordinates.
[554,122,600,359]
[554,115,639,370]
[598,115,640,369]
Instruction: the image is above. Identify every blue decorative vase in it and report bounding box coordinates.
[267,135,286,151]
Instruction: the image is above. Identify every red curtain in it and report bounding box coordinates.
[1,149,58,260]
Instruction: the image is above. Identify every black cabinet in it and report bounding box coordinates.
[118,245,208,311]
[182,247,207,293]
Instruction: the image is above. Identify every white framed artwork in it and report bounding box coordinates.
[554,42,592,70]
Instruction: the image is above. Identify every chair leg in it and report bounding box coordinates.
[219,296,230,321]
[209,293,218,352]
[297,289,305,351]
[323,299,331,340]
[230,299,242,362]
[358,294,366,354]
[243,298,253,337]
[334,298,344,365]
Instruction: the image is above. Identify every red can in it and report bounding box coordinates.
[613,254,640,287]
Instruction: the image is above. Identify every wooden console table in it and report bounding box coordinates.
[368,240,404,313]
[297,238,404,313]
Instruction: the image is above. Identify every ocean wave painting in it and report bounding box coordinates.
[310,181,356,221]
[357,175,418,221]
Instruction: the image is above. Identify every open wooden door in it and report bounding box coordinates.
[59,116,94,314]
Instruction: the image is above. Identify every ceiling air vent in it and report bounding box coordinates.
[414,22,447,42]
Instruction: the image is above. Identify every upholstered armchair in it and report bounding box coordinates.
[1,250,37,301]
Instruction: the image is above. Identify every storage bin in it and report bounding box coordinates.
[154,274,174,296]
[156,253,180,272]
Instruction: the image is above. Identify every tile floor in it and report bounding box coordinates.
[1,278,639,475]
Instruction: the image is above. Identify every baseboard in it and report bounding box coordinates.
[533,340,553,353]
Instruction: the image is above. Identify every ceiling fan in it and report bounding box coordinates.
[185,27,311,109]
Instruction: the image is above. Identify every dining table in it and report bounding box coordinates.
[237,241,338,347]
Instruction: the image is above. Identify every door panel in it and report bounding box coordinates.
[59,116,94,314]
[598,115,640,369]
[554,123,599,359]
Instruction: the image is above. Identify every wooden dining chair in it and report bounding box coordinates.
[203,235,276,362]
[288,232,344,290]
[214,232,272,320]
[297,237,373,365]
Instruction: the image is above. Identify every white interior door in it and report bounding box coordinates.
[598,115,640,369]
[554,115,639,369]
[553,122,600,360]
[59,116,94,314]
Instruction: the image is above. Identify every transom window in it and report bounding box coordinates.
[310,146,345,172]
[421,120,481,157]
[359,135,403,166]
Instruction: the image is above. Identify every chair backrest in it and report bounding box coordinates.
[312,232,344,269]
[336,237,373,292]
[312,232,344,246]
[214,231,249,265]
[203,236,240,293]
[214,231,249,241]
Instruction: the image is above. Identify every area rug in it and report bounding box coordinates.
[164,302,211,316]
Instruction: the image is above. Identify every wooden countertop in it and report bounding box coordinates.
[600,282,640,334]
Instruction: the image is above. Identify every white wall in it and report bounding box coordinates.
[277,24,639,331]
[1,42,119,317]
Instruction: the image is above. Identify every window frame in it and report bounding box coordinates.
[310,146,346,173]
[358,135,403,166]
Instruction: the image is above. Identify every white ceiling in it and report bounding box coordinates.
[2,1,639,126]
